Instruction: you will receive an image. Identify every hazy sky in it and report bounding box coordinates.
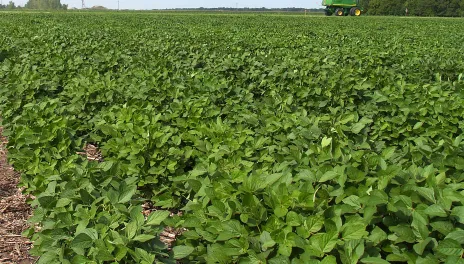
[10,0,323,10]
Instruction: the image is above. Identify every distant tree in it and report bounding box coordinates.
[365,0,464,16]
[25,0,38,9]
[7,1,15,9]
[368,0,404,15]
[359,0,370,12]
[460,0,464,16]
[440,0,461,16]
[405,0,435,16]
[25,0,65,9]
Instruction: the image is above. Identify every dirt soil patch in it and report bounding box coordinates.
[0,126,36,264]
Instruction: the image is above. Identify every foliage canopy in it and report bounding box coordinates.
[1,13,464,263]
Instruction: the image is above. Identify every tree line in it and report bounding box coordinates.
[1,0,463,16]
[0,1,17,9]
[362,0,464,16]
[0,0,67,10]
[167,7,323,12]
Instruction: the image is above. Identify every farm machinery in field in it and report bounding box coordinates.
[322,0,363,16]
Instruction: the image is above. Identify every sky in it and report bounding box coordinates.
[9,0,323,10]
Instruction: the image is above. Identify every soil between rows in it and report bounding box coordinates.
[0,126,36,264]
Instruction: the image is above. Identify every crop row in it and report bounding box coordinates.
[1,13,464,263]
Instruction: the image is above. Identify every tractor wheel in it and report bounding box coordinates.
[335,8,344,16]
[325,9,333,16]
[350,7,362,16]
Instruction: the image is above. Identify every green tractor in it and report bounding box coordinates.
[322,0,363,16]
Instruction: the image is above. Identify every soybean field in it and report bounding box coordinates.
[1,12,464,264]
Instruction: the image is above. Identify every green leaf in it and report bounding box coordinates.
[351,123,366,134]
[56,198,72,207]
[351,117,372,134]
[424,204,448,218]
[38,196,56,208]
[342,223,368,241]
[125,221,137,239]
[319,171,339,183]
[416,187,436,203]
[431,221,454,235]
[274,206,288,218]
[118,183,137,203]
[190,167,208,177]
[243,173,284,192]
[261,173,284,189]
[269,256,290,264]
[71,255,92,264]
[133,234,155,242]
[445,256,464,264]
[167,160,177,171]
[321,255,338,264]
[339,113,355,125]
[278,241,293,257]
[360,257,390,264]
[322,136,332,148]
[145,210,170,226]
[390,225,416,243]
[260,231,276,251]
[381,147,396,160]
[451,206,464,224]
[134,248,155,263]
[38,252,60,264]
[70,233,93,252]
[222,220,246,237]
[412,211,429,240]
[413,237,434,255]
[78,228,98,241]
[286,211,302,226]
[173,245,195,259]
[436,239,463,256]
[310,232,338,254]
[343,195,361,210]
[368,226,387,245]
[98,160,114,171]
[207,244,231,263]
[115,246,128,261]
[306,215,324,233]
[95,247,115,262]
[413,122,424,130]
[217,231,238,241]
[445,230,464,244]
[79,189,93,204]
[454,135,464,147]
[130,205,145,226]
[111,230,126,245]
